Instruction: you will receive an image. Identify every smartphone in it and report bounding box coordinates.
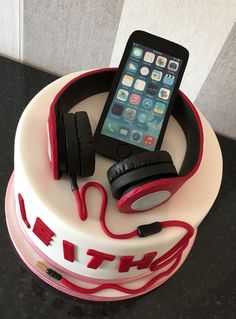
[94,30,189,161]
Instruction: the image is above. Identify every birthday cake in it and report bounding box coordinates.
[5,68,222,301]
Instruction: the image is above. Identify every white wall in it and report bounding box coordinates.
[0,0,21,59]
[0,0,124,73]
[195,23,236,140]
[110,0,236,102]
[22,0,124,74]
[1,0,236,137]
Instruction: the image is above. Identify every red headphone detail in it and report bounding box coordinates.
[47,68,203,215]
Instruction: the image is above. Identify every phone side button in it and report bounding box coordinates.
[117,144,132,158]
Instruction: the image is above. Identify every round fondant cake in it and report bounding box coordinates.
[5,69,222,301]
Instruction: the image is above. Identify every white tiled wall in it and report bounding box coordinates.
[0,0,124,72]
[22,0,124,74]
[0,0,21,59]
[110,0,236,102]
[195,23,236,140]
[109,0,236,138]
[0,0,236,137]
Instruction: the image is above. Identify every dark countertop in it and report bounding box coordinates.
[0,56,235,319]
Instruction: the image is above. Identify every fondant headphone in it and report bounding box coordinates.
[47,68,203,214]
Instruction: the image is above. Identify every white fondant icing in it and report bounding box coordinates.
[5,178,198,300]
[13,70,222,281]
[131,190,171,211]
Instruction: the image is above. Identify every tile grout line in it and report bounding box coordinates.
[19,0,24,61]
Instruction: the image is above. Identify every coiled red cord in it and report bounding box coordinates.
[73,182,138,239]
[37,182,195,296]
[67,181,195,295]
[72,182,194,242]
[60,254,183,295]
[39,225,192,296]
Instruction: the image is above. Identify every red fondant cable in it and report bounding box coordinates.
[61,254,183,294]
[80,182,138,239]
[73,189,87,221]
[73,181,194,242]
[65,180,195,295]
[37,217,193,295]
[151,221,194,271]
[38,252,183,295]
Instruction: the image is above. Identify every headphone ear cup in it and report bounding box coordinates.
[108,151,178,199]
[63,113,81,176]
[111,163,178,200]
[108,151,174,183]
[75,111,95,177]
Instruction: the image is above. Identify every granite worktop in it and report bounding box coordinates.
[0,56,235,319]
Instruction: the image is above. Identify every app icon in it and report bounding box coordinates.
[163,74,175,85]
[147,112,155,122]
[134,79,146,91]
[105,121,118,134]
[147,118,163,134]
[143,51,155,63]
[158,88,170,100]
[131,130,142,143]
[119,126,129,136]
[154,102,166,114]
[142,98,153,109]
[156,56,167,67]
[168,60,179,71]
[124,108,136,120]
[138,112,148,124]
[131,47,143,59]
[144,135,155,147]
[151,69,162,81]
[146,83,158,96]
[117,89,129,101]
[122,74,134,87]
[129,93,141,105]
[140,66,150,77]
[127,61,138,73]
[111,103,124,116]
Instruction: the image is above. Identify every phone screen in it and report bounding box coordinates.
[101,43,182,151]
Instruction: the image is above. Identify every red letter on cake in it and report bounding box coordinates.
[87,249,115,269]
[18,194,30,228]
[63,240,75,262]
[33,217,55,246]
[118,252,157,273]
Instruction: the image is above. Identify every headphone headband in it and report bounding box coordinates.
[48,68,203,180]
